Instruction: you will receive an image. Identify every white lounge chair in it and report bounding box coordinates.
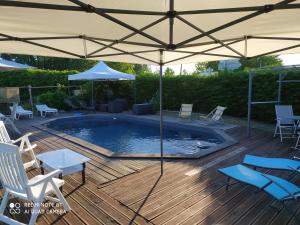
[9,105,33,120]
[36,104,58,117]
[200,106,227,124]
[0,103,21,134]
[0,121,38,170]
[274,105,298,142]
[0,143,71,225]
[179,104,193,120]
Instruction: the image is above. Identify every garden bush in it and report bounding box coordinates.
[37,89,68,110]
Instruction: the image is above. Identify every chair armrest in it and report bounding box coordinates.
[12,132,33,143]
[27,169,62,187]
[21,144,37,152]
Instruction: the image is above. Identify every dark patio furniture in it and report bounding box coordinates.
[133,103,154,115]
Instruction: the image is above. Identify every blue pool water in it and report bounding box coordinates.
[44,116,224,155]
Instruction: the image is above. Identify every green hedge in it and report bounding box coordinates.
[2,69,300,123]
[0,69,134,107]
[0,69,74,102]
[135,71,300,122]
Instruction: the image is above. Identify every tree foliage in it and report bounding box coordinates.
[194,61,219,74]
[164,67,175,76]
[133,64,151,75]
[239,56,283,69]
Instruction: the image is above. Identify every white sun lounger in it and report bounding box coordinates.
[36,104,58,117]
[9,105,33,120]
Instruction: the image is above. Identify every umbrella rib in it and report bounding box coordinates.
[177,4,300,15]
[87,15,168,57]
[0,33,83,58]
[176,15,245,57]
[176,0,297,48]
[86,38,159,64]
[89,50,159,58]
[68,0,168,47]
[164,39,244,64]
[250,44,300,58]
[0,0,165,15]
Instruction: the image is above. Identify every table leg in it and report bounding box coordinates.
[82,163,86,184]
[40,161,44,175]
[59,173,63,192]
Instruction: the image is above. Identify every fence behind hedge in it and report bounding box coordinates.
[135,71,300,122]
[1,69,300,122]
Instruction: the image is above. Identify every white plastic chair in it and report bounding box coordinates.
[0,121,38,170]
[9,105,33,120]
[35,104,58,117]
[200,106,227,123]
[0,143,71,225]
[274,105,297,142]
[179,104,193,120]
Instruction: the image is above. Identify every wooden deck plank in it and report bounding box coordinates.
[1,114,297,225]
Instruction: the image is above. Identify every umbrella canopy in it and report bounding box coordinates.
[68,61,135,81]
[0,1,300,65]
[0,58,34,71]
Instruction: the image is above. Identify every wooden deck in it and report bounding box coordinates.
[2,114,300,225]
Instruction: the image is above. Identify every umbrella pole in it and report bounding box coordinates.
[91,80,94,107]
[159,50,164,175]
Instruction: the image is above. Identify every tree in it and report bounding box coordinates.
[105,61,135,74]
[239,56,282,69]
[164,67,175,76]
[194,62,207,74]
[133,64,151,75]
[194,61,219,74]
[181,69,189,75]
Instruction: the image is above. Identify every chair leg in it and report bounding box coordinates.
[28,201,42,225]
[294,135,300,150]
[51,180,71,212]
[274,125,278,137]
[0,192,9,214]
[279,126,283,142]
[225,177,231,190]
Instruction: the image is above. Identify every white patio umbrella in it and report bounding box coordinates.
[68,61,135,105]
[1,0,300,173]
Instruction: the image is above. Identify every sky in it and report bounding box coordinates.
[151,53,300,74]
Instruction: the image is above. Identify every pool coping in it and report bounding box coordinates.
[34,114,238,159]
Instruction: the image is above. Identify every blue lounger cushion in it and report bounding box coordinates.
[218,164,300,201]
[243,154,300,172]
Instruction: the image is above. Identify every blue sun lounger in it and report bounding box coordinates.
[243,154,300,174]
[218,164,300,218]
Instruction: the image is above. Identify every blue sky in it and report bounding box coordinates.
[151,53,300,74]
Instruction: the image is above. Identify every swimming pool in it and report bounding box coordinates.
[42,115,235,158]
